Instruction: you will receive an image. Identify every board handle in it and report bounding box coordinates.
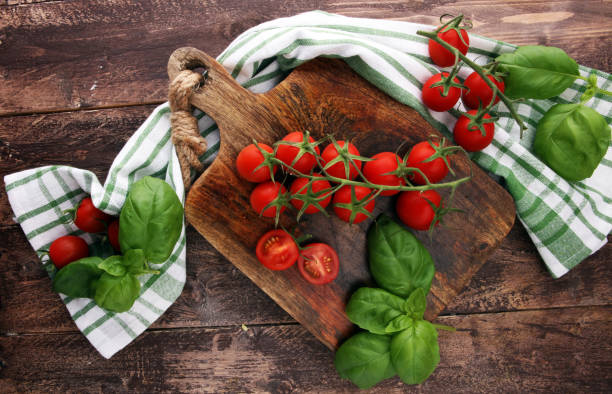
[167,47,258,122]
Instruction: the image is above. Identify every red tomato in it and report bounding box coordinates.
[462,72,505,109]
[321,141,362,180]
[108,219,120,251]
[362,152,404,196]
[250,181,287,218]
[74,197,113,233]
[289,175,333,214]
[297,243,340,285]
[275,132,320,174]
[453,110,495,152]
[49,235,89,269]
[396,190,442,231]
[428,28,470,67]
[421,73,461,112]
[406,141,449,185]
[332,185,375,224]
[236,143,276,183]
[255,229,299,270]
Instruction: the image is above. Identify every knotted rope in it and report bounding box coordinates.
[168,70,208,189]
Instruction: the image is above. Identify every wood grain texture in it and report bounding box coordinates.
[0,0,609,115]
[175,49,514,349]
[1,306,609,393]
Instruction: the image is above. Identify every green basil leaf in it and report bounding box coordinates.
[88,238,115,259]
[94,272,141,313]
[496,45,579,99]
[119,176,184,263]
[534,103,611,181]
[368,215,435,297]
[122,249,150,275]
[334,332,396,389]
[52,257,103,298]
[385,315,412,333]
[390,320,440,385]
[345,287,406,334]
[98,256,127,277]
[402,288,427,320]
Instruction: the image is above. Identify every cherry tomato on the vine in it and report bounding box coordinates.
[289,175,333,214]
[108,219,120,251]
[332,185,375,224]
[49,235,89,269]
[462,72,505,110]
[362,152,404,196]
[406,141,449,185]
[236,143,276,183]
[396,189,442,231]
[321,141,362,180]
[421,73,461,112]
[250,181,287,218]
[453,110,495,152]
[297,243,340,285]
[275,132,320,175]
[428,28,470,67]
[255,229,299,270]
[74,197,113,233]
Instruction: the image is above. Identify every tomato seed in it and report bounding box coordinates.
[304,261,320,278]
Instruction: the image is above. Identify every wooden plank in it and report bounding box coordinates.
[0,306,609,392]
[0,0,609,115]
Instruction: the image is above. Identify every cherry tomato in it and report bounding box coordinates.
[236,143,276,183]
[332,185,375,224]
[396,189,442,231]
[428,28,470,67]
[422,73,461,112]
[406,141,449,185]
[362,152,404,196]
[289,174,333,214]
[74,197,113,233]
[108,219,120,251]
[49,235,89,269]
[275,132,320,174]
[250,181,287,218]
[255,229,299,270]
[297,243,340,285]
[453,110,495,152]
[462,72,505,110]
[321,141,362,180]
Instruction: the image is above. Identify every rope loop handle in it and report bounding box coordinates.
[168,69,208,189]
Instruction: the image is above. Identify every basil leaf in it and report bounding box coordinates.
[88,238,115,259]
[385,315,412,333]
[98,256,127,277]
[334,332,396,389]
[496,45,579,99]
[534,103,611,181]
[402,288,427,320]
[94,272,141,313]
[346,287,406,334]
[52,257,103,298]
[390,320,440,385]
[119,176,184,263]
[122,249,149,275]
[368,215,435,297]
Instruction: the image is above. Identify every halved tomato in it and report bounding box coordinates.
[297,243,339,285]
[255,229,299,271]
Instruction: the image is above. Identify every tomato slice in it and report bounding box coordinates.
[297,243,339,285]
[255,229,299,271]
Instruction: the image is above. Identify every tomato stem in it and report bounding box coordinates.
[417,29,528,138]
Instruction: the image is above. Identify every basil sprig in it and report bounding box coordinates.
[52,176,184,313]
[335,215,453,388]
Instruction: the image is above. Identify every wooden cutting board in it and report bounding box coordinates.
[168,47,515,350]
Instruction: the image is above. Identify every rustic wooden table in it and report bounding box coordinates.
[1,1,610,392]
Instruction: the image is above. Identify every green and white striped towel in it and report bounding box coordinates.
[5,11,611,358]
